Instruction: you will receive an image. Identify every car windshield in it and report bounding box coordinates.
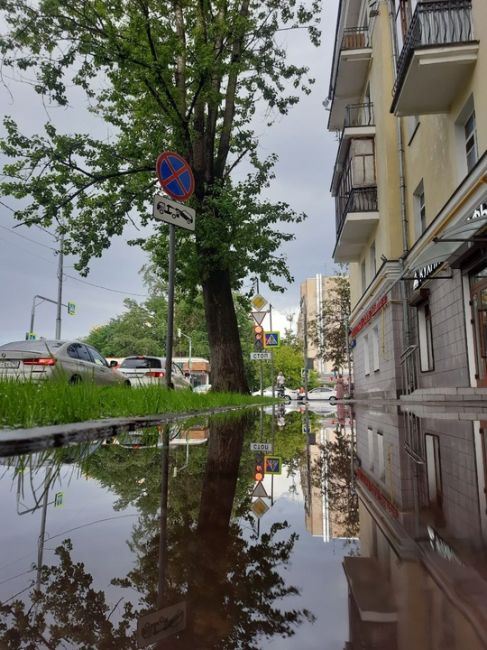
[121,357,162,369]
[0,340,63,351]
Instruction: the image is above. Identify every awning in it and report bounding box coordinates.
[408,201,487,274]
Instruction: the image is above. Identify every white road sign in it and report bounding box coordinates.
[153,194,195,231]
[250,442,273,453]
[250,352,272,361]
[137,601,186,647]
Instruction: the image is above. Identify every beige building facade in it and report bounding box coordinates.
[328,0,487,399]
[297,274,346,377]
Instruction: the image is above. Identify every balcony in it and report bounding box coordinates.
[328,27,372,131]
[334,187,379,263]
[391,0,479,116]
[331,103,376,194]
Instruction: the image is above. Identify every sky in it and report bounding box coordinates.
[0,1,340,347]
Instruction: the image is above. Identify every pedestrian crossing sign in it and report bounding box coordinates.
[263,331,280,348]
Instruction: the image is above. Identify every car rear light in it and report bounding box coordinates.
[147,371,164,378]
[23,358,57,366]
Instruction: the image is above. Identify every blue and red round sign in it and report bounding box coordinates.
[156,151,195,202]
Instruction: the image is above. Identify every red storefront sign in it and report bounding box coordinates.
[351,294,388,338]
[356,467,399,519]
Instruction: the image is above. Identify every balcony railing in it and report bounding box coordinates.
[394,0,475,97]
[336,186,378,237]
[344,103,375,128]
[341,26,370,50]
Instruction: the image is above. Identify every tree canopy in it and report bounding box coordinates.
[0,0,322,391]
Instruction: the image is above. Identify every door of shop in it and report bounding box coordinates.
[470,268,487,387]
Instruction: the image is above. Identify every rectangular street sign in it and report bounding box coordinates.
[263,331,280,348]
[250,442,273,453]
[153,194,196,231]
[137,601,187,647]
[250,352,272,361]
[264,455,282,475]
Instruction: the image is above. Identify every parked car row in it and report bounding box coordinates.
[251,385,337,403]
[0,342,192,389]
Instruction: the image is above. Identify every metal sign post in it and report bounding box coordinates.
[155,151,195,390]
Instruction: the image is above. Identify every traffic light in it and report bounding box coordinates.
[254,324,264,350]
[254,453,264,482]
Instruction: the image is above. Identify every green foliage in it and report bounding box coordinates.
[0,0,321,289]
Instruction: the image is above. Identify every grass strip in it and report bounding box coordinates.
[0,381,275,429]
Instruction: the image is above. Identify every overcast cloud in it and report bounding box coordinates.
[0,1,339,346]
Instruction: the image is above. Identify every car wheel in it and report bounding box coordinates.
[69,374,82,385]
[284,395,291,404]
[124,380,131,388]
[329,396,337,404]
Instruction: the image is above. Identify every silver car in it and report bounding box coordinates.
[0,340,130,385]
[118,355,191,389]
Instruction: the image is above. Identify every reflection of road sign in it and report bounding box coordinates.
[263,331,280,348]
[67,301,76,316]
[153,194,196,231]
[252,498,270,518]
[252,481,269,498]
[251,310,267,326]
[302,421,310,434]
[250,351,271,361]
[264,455,282,475]
[250,442,273,453]
[137,601,187,648]
[25,332,36,341]
[251,294,268,310]
[54,492,64,508]
[156,151,194,202]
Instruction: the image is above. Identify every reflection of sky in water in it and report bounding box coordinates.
[0,415,355,649]
[256,470,355,650]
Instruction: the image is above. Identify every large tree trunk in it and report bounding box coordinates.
[202,268,249,393]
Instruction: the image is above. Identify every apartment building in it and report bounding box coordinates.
[327,0,487,399]
[297,274,345,376]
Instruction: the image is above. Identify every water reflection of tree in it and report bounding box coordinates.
[121,413,315,649]
[0,413,314,648]
[312,426,359,540]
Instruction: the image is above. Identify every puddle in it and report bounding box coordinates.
[0,407,355,649]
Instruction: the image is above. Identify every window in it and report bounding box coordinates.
[465,110,478,172]
[364,334,370,375]
[89,347,109,367]
[377,432,385,481]
[67,344,80,359]
[372,325,380,371]
[77,344,93,363]
[414,180,426,237]
[121,357,161,369]
[370,241,377,277]
[407,115,420,144]
[361,260,366,293]
[425,434,442,507]
[418,302,434,371]
[368,427,374,471]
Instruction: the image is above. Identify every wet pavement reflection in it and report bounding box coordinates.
[3,400,487,648]
[0,405,355,649]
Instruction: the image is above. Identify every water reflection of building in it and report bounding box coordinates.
[344,404,487,649]
[303,426,350,542]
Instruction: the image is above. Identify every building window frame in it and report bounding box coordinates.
[465,110,478,173]
[418,301,434,372]
[367,427,375,471]
[372,325,380,372]
[376,431,385,481]
[425,433,442,508]
[364,334,370,376]
[361,259,367,294]
[414,179,426,239]
[370,240,377,278]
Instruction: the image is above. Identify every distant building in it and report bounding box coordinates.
[297,274,345,377]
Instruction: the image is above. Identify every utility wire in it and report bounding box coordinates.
[63,273,147,297]
[0,223,57,251]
